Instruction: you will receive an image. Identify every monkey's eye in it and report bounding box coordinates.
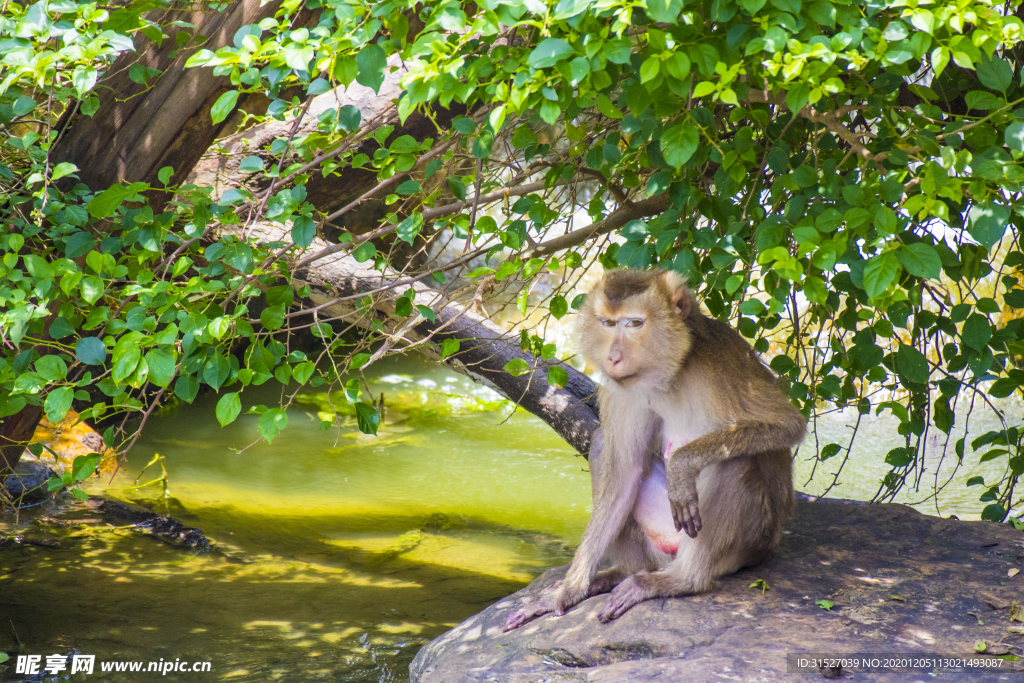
[625,318,645,328]
[600,319,615,327]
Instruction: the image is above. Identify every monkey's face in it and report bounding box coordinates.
[578,269,693,390]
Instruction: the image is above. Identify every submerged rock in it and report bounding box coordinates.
[410,501,1024,682]
[95,498,211,552]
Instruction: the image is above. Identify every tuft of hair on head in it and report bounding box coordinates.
[659,269,692,319]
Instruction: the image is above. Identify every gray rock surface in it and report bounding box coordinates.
[410,501,1024,682]
[2,460,57,505]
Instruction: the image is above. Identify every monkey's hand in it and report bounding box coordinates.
[502,581,586,631]
[668,462,702,538]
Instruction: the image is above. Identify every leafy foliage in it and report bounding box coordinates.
[3,0,1024,520]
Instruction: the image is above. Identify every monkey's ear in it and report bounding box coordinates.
[662,270,692,318]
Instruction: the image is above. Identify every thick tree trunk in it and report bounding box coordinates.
[52,0,288,206]
[0,405,43,475]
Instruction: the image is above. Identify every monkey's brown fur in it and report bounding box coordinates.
[504,268,805,628]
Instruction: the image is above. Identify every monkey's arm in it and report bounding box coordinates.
[666,415,805,537]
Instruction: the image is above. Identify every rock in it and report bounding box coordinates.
[410,501,1024,682]
[2,460,58,504]
[94,498,212,552]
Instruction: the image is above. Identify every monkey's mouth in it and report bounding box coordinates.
[610,373,638,384]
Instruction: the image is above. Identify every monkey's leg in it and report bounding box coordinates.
[666,417,803,536]
[599,459,764,622]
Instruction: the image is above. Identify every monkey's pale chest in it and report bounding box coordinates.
[651,385,715,460]
[632,385,715,555]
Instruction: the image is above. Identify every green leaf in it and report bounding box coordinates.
[511,125,538,148]
[982,503,1006,523]
[640,56,660,84]
[896,243,941,279]
[291,216,316,248]
[260,305,285,331]
[112,344,141,383]
[175,375,199,403]
[48,317,75,339]
[71,453,102,482]
[447,177,467,201]
[397,212,423,244]
[258,407,288,443]
[204,353,231,391]
[36,355,67,381]
[352,241,376,262]
[873,206,897,235]
[87,184,130,218]
[660,122,699,169]
[216,392,242,427]
[976,55,1012,92]
[416,305,436,322]
[815,599,834,611]
[211,89,239,125]
[547,365,568,388]
[820,443,842,460]
[75,337,106,365]
[885,447,915,467]
[528,39,575,69]
[786,82,811,114]
[961,313,992,351]
[354,402,380,435]
[504,358,530,377]
[862,252,900,300]
[553,0,590,19]
[21,254,53,279]
[145,348,176,387]
[356,44,387,94]
[440,338,460,360]
[896,344,930,384]
[645,0,683,22]
[397,180,422,195]
[550,295,568,319]
[239,155,264,172]
[967,202,1009,250]
[44,386,73,424]
[597,94,623,119]
[333,56,357,86]
[1006,121,1024,153]
[51,162,77,181]
[158,166,174,185]
[770,0,800,15]
[338,104,361,132]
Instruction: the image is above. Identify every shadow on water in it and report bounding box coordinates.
[0,356,593,682]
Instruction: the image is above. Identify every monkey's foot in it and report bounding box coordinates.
[597,575,650,623]
[503,584,562,632]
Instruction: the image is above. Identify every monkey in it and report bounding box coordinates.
[503,268,806,629]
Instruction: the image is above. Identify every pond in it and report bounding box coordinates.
[1,355,1018,681]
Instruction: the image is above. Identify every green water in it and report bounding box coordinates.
[0,357,591,681]
[1,356,1020,681]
